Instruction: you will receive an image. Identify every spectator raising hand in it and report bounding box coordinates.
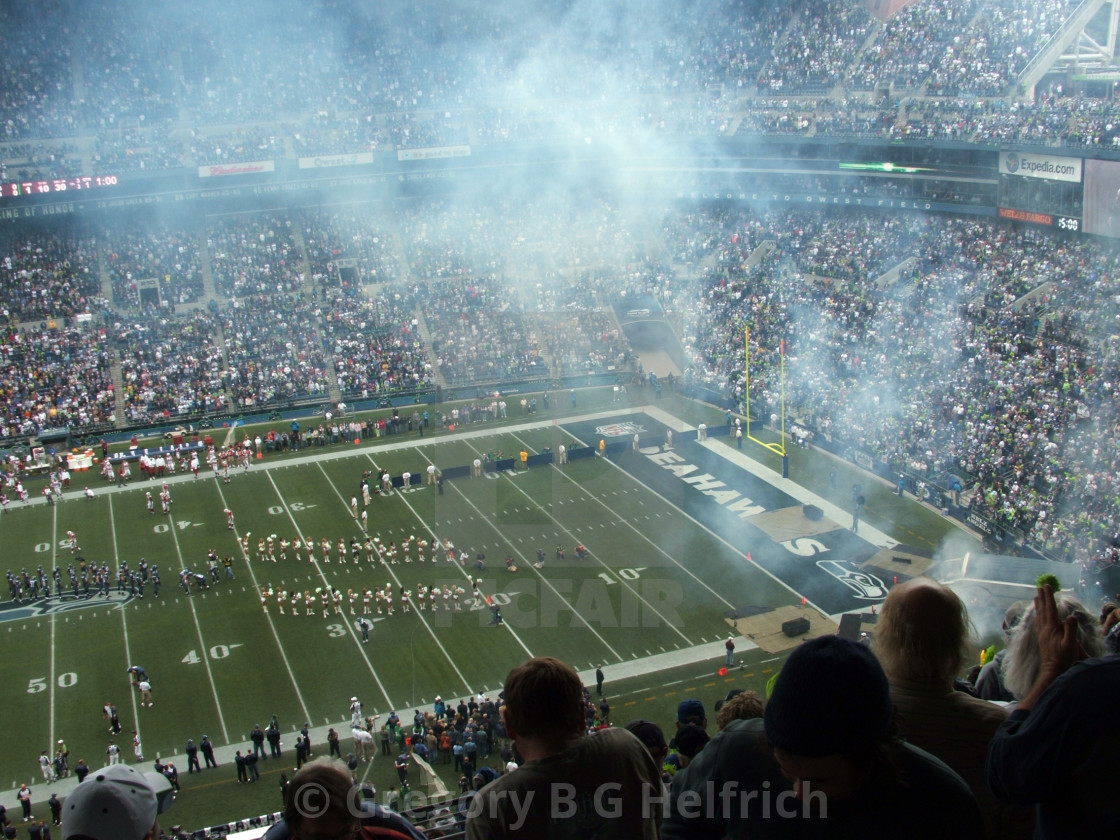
[1017,585,1089,712]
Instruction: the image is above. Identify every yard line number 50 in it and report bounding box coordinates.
[28,673,78,692]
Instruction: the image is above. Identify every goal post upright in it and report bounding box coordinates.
[780,337,787,456]
[744,325,751,440]
[743,324,788,468]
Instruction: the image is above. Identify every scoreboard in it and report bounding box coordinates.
[997,152,1084,233]
[0,174,121,199]
[1082,159,1120,238]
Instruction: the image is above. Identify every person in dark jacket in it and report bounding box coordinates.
[199,735,217,768]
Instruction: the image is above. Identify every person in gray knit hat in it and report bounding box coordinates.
[663,635,983,840]
[62,764,174,840]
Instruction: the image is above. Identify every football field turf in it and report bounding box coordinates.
[0,397,977,828]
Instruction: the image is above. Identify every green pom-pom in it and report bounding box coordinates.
[1036,573,1061,593]
[766,670,780,699]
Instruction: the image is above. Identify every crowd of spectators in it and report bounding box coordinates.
[73,13,179,129]
[114,311,226,424]
[221,295,331,408]
[384,113,470,152]
[524,270,633,379]
[400,201,507,281]
[207,213,305,299]
[190,130,286,167]
[758,0,875,94]
[848,0,981,91]
[102,222,205,309]
[656,205,1120,566]
[300,207,400,290]
[0,142,83,183]
[0,320,115,436]
[418,276,545,386]
[0,1,76,142]
[287,116,390,157]
[91,126,184,174]
[923,0,1078,97]
[2,2,1120,567]
[1,0,1119,187]
[318,289,434,398]
[0,228,101,322]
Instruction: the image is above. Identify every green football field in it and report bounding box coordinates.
[0,391,976,830]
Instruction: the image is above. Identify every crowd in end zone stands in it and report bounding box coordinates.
[654,205,1120,574]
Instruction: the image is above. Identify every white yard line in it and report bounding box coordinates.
[479,434,696,648]
[213,480,312,726]
[561,410,836,617]
[574,641,734,687]
[515,426,743,612]
[108,495,142,750]
[165,503,230,743]
[48,503,58,753]
[264,470,399,709]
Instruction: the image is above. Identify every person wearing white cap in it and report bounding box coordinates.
[61,764,174,840]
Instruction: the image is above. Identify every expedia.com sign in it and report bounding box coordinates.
[1000,152,1082,184]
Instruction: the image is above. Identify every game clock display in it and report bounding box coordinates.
[997,171,1084,233]
[1,174,119,198]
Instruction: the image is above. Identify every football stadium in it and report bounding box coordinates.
[0,0,1118,837]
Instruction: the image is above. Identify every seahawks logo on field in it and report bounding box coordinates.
[595,422,647,437]
[0,590,135,623]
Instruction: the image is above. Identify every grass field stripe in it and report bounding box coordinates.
[499,430,696,643]
[264,469,398,708]
[528,430,743,612]
[541,426,742,611]
[406,452,624,663]
[466,435,698,647]
[504,443,694,649]
[108,493,143,747]
[385,464,535,660]
[165,505,230,743]
[212,481,312,725]
[314,462,478,693]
